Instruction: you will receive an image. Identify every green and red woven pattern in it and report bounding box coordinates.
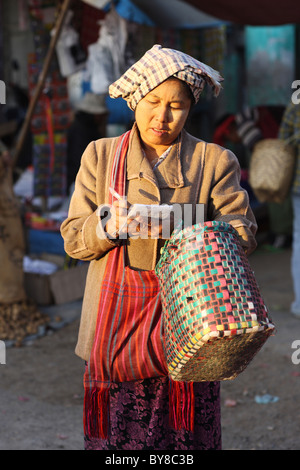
[156,221,275,382]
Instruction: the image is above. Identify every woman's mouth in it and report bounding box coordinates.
[151,128,168,136]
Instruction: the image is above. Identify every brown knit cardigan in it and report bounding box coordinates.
[61,123,257,360]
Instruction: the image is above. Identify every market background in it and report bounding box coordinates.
[0,0,300,450]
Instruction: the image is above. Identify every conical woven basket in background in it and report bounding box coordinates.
[249,138,295,203]
[155,221,275,382]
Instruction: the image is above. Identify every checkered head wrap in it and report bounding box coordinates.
[109,44,223,111]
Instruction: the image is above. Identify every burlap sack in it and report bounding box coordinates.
[0,158,26,302]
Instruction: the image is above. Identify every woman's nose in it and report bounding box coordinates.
[155,105,169,122]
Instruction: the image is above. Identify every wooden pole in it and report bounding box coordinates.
[12,0,73,168]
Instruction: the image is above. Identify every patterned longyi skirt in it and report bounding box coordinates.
[84,376,221,450]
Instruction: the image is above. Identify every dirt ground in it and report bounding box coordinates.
[0,246,299,450]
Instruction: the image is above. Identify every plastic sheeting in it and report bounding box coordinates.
[245,25,295,107]
[81,0,225,28]
[184,0,300,26]
[81,0,300,26]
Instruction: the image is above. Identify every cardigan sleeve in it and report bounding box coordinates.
[60,140,118,261]
[279,102,295,142]
[207,147,257,255]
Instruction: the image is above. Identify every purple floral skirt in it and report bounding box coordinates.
[84,377,221,450]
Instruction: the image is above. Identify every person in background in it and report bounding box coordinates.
[61,44,257,450]
[214,106,293,249]
[66,92,108,193]
[213,113,249,179]
[279,101,300,317]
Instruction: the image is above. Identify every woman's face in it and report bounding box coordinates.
[135,78,192,154]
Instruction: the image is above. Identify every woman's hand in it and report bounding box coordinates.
[127,211,174,239]
[105,198,130,239]
[105,199,154,239]
[105,201,174,240]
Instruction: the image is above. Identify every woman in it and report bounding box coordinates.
[61,45,257,450]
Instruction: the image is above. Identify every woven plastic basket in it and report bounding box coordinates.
[155,221,275,382]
